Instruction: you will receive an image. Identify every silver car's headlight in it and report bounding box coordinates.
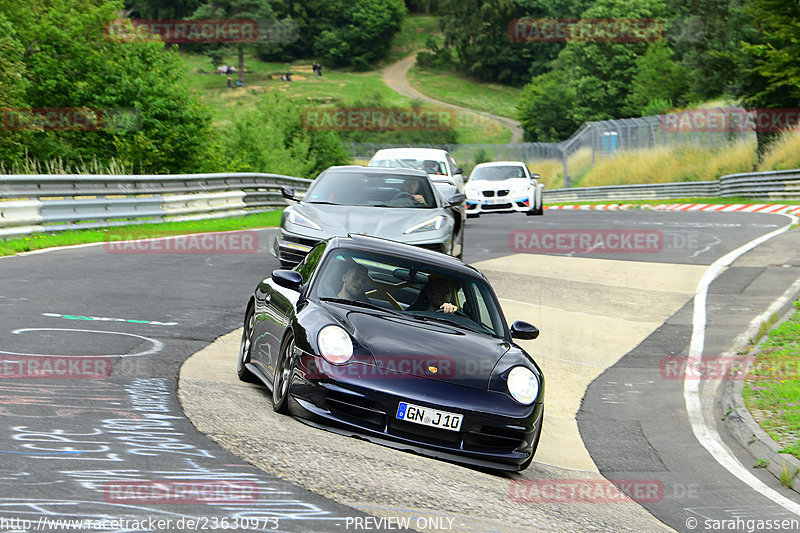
[404,215,446,234]
[317,325,353,364]
[287,210,321,231]
[507,366,539,404]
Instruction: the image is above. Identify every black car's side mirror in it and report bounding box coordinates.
[448,192,466,206]
[510,320,539,340]
[272,269,303,291]
[281,186,297,200]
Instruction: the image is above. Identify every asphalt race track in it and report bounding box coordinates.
[1,209,800,532]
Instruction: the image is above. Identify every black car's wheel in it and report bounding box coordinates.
[272,333,294,414]
[237,304,258,383]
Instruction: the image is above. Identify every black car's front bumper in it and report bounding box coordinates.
[285,355,544,471]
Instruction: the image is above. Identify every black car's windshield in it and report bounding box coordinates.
[305,170,436,208]
[313,249,507,338]
[470,165,528,182]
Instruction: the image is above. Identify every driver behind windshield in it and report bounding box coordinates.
[338,261,373,303]
[398,178,428,206]
[407,277,457,314]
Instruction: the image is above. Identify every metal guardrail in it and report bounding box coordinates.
[0,173,312,238]
[543,169,800,203]
[3,168,799,239]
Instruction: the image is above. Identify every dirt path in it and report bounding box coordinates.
[382,53,524,143]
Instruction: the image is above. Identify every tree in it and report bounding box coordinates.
[222,93,349,178]
[124,0,202,19]
[266,0,406,69]
[436,0,592,85]
[734,0,800,155]
[1,0,218,173]
[310,0,406,70]
[517,68,580,141]
[0,11,29,161]
[665,0,748,101]
[626,41,688,115]
[191,0,274,85]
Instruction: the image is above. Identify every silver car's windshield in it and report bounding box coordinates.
[305,171,436,208]
[313,249,507,338]
[470,166,528,182]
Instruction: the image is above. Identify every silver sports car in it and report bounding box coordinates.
[272,166,466,267]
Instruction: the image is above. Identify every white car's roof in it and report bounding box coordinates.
[370,148,449,160]
[472,161,527,168]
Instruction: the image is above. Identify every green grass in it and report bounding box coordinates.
[406,65,523,120]
[0,210,282,257]
[743,300,800,461]
[179,51,508,144]
[384,15,442,65]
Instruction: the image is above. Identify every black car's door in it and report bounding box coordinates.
[252,242,328,382]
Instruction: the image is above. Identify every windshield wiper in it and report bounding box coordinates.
[307,201,342,205]
[319,297,399,314]
[407,313,497,336]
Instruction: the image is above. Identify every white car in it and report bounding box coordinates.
[367,148,465,196]
[465,161,544,218]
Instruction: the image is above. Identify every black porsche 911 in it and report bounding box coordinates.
[238,234,544,471]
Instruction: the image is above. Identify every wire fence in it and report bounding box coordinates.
[348,108,757,187]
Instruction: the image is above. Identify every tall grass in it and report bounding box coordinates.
[579,141,756,187]
[0,155,132,175]
[526,147,594,190]
[757,130,800,171]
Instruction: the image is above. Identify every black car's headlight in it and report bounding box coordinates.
[506,366,539,404]
[287,210,322,231]
[317,325,353,364]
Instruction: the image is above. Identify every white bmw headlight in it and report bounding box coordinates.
[465,187,480,199]
[287,210,322,231]
[317,325,353,364]
[507,366,539,404]
[404,215,446,234]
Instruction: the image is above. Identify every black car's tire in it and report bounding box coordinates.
[237,304,258,383]
[272,333,294,414]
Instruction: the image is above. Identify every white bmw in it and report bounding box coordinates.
[465,161,544,218]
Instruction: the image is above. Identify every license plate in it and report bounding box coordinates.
[396,402,462,432]
[483,197,506,205]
